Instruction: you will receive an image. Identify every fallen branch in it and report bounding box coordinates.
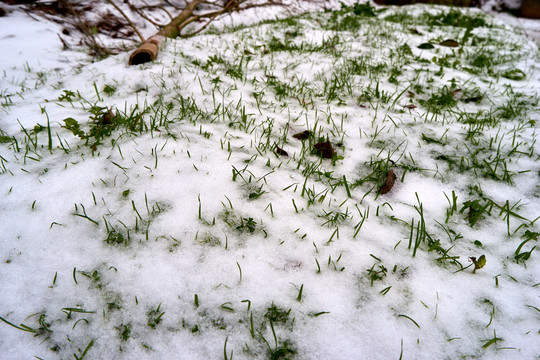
[128,0,282,65]
[129,0,203,65]
[26,0,125,59]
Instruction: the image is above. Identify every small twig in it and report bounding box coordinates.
[106,0,146,42]
[67,2,115,58]
[157,6,174,20]
[57,34,70,50]
[22,8,43,22]
[164,0,185,10]
[135,7,168,28]
[181,12,222,37]
[127,1,168,28]
[177,8,225,34]
[140,0,175,19]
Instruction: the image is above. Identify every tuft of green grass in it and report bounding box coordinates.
[385,8,489,29]
[147,304,165,329]
[264,304,291,324]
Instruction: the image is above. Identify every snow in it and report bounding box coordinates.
[1,2,540,359]
[0,10,88,97]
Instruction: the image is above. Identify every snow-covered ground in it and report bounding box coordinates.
[1,2,539,359]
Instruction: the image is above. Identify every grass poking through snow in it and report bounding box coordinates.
[0,3,539,359]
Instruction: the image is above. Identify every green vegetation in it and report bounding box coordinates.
[0,3,538,359]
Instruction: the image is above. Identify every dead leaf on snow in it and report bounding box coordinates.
[275,145,288,157]
[293,130,312,140]
[439,39,460,48]
[451,88,462,97]
[378,169,397,195]
[313,141,334,159]
[101,109,115,125]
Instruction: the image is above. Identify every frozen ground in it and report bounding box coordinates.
[0,2,539,359]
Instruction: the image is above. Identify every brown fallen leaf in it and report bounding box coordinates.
[439,39,459,48]
[275,145,288,157]
[378,169,397,195]
[101,109,115,125]
[403,104,417,109]
[293,130,312,140]
[313,141,334,159]
[451,88,462,96]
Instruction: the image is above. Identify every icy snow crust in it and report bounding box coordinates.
[1,4,540,359]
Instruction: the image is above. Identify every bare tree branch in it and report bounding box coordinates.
[128,0,283,65]
[180,10,222,37]
[106,0,146,42]
[155,5,175,20]
[181,0,281,37]
[131,6,168,28]
[128,0,203,64]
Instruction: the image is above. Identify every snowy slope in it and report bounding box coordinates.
[0,3,539,359]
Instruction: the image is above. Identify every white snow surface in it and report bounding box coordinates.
[1,2,540,360]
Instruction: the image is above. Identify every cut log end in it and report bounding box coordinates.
[129,42,159,65]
